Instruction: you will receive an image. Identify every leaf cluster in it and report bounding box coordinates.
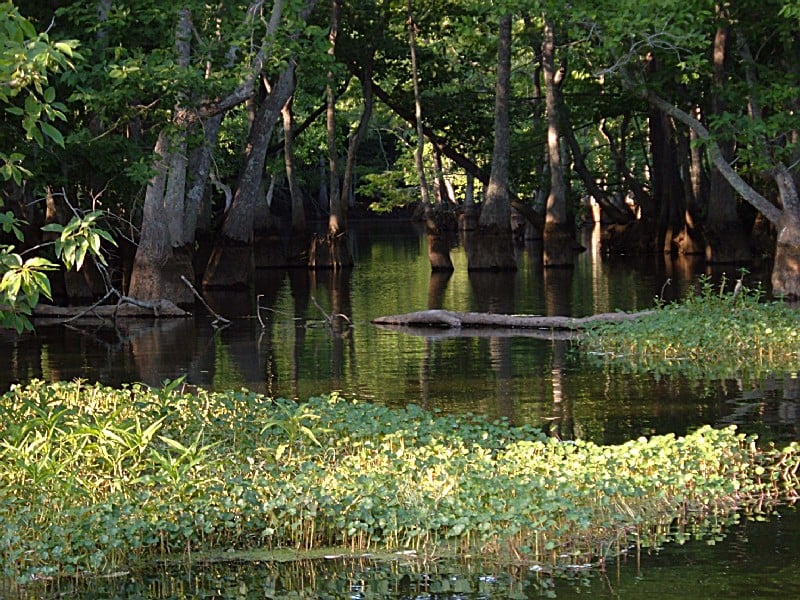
[0,3,78,183]
[0,209,116,332]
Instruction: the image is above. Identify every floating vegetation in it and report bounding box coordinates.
[0,379,798,587]
[578,275,800,381]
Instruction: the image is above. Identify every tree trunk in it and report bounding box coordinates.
[562,108,635,225]
[282,94,310,266]
[128,9,194,304]
[674,123,705,254]
[282,96,305,235]
[310,0,353,269]
[647,73,685,255]
[407,0,431,205]
[705,18,751,263]
[771,167,800,297]
[203,66,296,287]
[342,50,375,211]
[641,92,800,296]
[372,308,654,331]
[185,112,223,242]
[326,7,343,237]
[466,13,516,271]
[542,18,574,267]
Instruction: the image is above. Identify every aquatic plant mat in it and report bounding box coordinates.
[1,380,798,589]
[578,276,800,380]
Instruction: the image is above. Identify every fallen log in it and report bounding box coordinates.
[33,299,190,322]
[371,309,653,331]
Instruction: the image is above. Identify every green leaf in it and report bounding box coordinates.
[54,41,74,57]
[39,122,64,147]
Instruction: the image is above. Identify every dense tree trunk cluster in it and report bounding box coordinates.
[7,0,800,314]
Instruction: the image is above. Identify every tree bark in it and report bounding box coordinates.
[641,91,800,296]
[407,0,431,205]
[562,108,635,225]
[309,0,354,269]
[644,92,782,225]
[282,95,306,234]
[326,1,343,236]
[185,112,224,243]
[705,17,751,263]
[647,65,685,255]
[372,309,654,330]
[203,66,296,287]
[342,51,375,211]
[542,18,574,267]
[466,13,517,271]
[128,9,195,304]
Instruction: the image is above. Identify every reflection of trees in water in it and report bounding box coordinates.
[29,508,800,598]
[3,230,796,445]
[470,271,516,421]
[419,270,454,410]
[718,374,800,440]
[202,270,287,395]
[288,268,310,399]
[548,339,576,441]
[310,268,355,390]
[127,318,207,387]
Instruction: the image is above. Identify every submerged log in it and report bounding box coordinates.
[372,309,653,331]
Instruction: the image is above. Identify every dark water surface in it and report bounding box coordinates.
[2,222,800,598]
[2,222,796,445]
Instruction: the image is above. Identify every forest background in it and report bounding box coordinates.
[3,0,800,332]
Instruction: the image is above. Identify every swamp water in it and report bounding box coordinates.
[2,222,799,598]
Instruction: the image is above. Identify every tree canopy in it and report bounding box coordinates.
[2,0,800,326]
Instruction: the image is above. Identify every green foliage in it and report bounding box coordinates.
[0,4,117,333]
[0,2,78,183]
[358,169,418,212]
[0,247,56,332]
[578,275,800,381]
[0,209,115,332]
[0,380,797,583]
[40,210,117,270]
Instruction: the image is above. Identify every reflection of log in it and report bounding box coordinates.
[372,309,653,331]
[374,325,578,340]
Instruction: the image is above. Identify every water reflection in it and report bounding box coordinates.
[1,224,794,445]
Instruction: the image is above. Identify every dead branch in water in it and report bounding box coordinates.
[33,297,189,321]
[180,276,230,328]
[312,296,352,330]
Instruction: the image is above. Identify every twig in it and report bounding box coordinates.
[256,294,266,328]
[659,278,671,302]
[180,275,231,327]
[60,288,118,324]
[311,295,352,328]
